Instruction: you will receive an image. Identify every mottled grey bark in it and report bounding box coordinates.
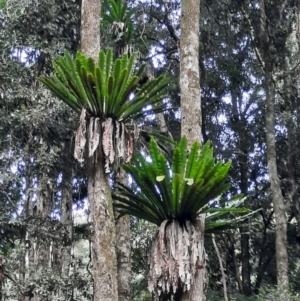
[115,169,131,301]
[227,234,243,293]
[116,216,131,301]
[18,160,33,301]
[80,0,101,59]
[112,18,132,301]
[88,146,118,301]
[258,1,289,299]
[179,0,207,300]
[180,0,201,148]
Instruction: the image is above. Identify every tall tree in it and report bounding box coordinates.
[257,0,289,298]
[40,49,169,301]
[80,0,119,299]
[180,0,207,299]
[102,1,133,299]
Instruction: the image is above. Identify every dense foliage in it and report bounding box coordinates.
[1,0,300,300]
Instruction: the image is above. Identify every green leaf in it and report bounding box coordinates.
[39,49,169,135]
[0,0,6,9]
[113,137,251,232]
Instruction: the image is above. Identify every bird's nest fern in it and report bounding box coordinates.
[113,136,250,227]
[39,49,169,171]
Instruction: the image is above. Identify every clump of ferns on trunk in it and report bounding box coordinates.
[113,137,251,299]
[39,49,169,171]
[103,0,135,57]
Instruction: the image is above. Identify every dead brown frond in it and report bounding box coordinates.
[74,108,87,164]
[148,220,205,298]
[74,113,135,172]
[88,117,101,157]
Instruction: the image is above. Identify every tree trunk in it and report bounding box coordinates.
[292,4,300,243]
[230,86,251,296]
[116,213,131,301]
[31,173,53,301]
[113,17,132,300]
[179,0,207,300]
[212,235,228,301]
[180,0,201,148]
[80,1,118,300]
[258,1,289,298]
[80,0,101,59]
[0,253,3,301]
[87,146,118,301]
[265,54,289,300]
[60,172,73,300]
[115,169,131,301]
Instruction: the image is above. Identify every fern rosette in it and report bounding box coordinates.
[113,137,250,227]
[113,137,251,298]
[39,49,169,171]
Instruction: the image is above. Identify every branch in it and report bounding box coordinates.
[241,7,265,70]
[150,1,179,44]
[212,234,229,301]
[140,47,178,62]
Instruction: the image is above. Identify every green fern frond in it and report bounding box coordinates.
[40,49,169,122]
[113,137,252,229]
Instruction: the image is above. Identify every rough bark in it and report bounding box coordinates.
[113,20,132,301]
[80,0,101,60]
[115,169,131,301]
[180,219,206,301]
[87,146,118,301]
[258,1,289,298]
[18,160,32,301]
[179,0,201,148]
[265,56,289,300]
[179,0,207,300]
[80,1,118,300]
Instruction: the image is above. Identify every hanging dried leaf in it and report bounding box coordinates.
[112,21,127,42]
[103,118,114,173]
[125,135,133,163]
[100,118,135,173]
[74,108,87,164]
[88,117,101,157]
[115,121,123,157]
[148,220,205,298]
